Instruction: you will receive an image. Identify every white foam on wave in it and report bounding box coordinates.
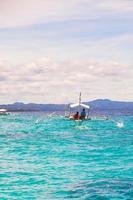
[75,125,91,130]
[116,121,124,128]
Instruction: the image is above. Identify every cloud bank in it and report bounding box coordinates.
[0,58,132,103]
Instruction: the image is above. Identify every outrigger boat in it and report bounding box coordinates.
[0,109,9,115]
[65,93,91,120]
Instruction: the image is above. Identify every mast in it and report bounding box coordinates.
[78,92,81,114]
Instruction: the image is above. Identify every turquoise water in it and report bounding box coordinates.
[0,113,133,200]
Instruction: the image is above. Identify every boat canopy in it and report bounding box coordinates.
[70,103,79,108]
[80,103,90,109]
[70,103,90,109]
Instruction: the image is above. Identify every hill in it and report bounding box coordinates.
[0,99,133,112]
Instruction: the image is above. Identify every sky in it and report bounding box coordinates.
[0,0,133,104]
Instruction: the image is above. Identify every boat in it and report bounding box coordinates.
[65,93,91,120]
[0,109,9,115]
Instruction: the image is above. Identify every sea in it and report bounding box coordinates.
[0,111,133,200]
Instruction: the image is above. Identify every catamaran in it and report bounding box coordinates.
[65,93,91,120]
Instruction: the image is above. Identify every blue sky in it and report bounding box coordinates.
[0,0,133,103]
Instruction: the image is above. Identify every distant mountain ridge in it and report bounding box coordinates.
[0,99,133,112]
[0,102,65,111]
[88,99,133,110]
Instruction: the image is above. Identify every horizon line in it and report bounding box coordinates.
[0,98,133,105]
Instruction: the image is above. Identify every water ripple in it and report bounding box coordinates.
[0,113,133,199]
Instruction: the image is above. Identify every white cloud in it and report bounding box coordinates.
[0,57,132,103]
[0,1,132,103]
[0,0,133,28]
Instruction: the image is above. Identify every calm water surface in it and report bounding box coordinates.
[0,113,133,199]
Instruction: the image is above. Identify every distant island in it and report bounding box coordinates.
[0,99,133,115]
